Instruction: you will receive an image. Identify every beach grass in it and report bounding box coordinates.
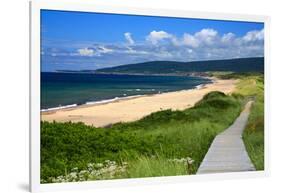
[126,155,189,178]
[41,91,243,183]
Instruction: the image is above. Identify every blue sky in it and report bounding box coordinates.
[41,10,264,72]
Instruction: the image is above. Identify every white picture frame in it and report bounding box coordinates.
[30,0,270,192]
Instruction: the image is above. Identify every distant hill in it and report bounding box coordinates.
[94,57,264,75]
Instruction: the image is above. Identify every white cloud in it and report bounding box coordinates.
[221,33,236,43]
[195,28,218,38]
[97,46,113,53]
[124,32,135,45]
[243,29,264,42]
[124,46,149,55]
[43,28,264,70]
[75,45,113,57]
[183,28,219,47]
[183,33,199,48]
[194,28,218,46]
[77,48,94,56]
[146,30,174,45]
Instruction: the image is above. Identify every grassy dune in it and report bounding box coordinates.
[41,91,242,183]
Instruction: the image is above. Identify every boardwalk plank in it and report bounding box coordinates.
[197,101,255,174]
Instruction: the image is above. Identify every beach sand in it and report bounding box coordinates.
[41,78,237,127]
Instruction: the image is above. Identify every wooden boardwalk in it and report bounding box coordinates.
[197,101,256,174]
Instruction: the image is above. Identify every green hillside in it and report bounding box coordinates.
[95,57,264,75]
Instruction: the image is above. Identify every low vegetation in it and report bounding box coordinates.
[211,72,264,170]
[41,71,264,183]
[239,75,264,170]
[41,91,243,183]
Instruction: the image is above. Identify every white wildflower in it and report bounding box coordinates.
[187,157,194,165]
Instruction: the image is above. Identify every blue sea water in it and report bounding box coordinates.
[41,72,212,110]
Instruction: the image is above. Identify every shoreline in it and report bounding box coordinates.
[41,77,235,127]
[41,94,145,113]
[41,76,216,113]
[53,70,212,78]
[42,79,216,114]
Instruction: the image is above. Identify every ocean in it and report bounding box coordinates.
[41,72,212,111]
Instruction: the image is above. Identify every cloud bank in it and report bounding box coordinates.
[41,28,264,71]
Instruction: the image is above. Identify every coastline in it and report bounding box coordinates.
[41,77,236,127]
[41,75,214,113]
[40,72,210,112]
[55,70,211,78]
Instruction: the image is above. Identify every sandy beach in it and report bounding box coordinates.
[41,78,237,127]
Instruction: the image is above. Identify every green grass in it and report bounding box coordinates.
[126,155,190,178]
[41,72,265,182]
[41,91,242,183]
[212,72,264,170]
[240,76,264,170]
